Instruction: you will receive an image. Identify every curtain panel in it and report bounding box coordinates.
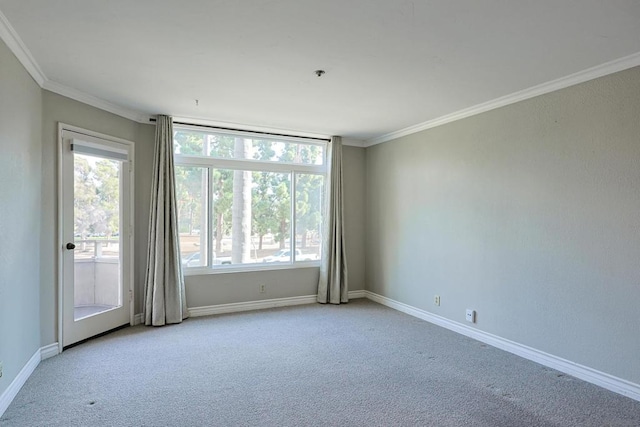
[143,115,189,325]
[317,136,348,304]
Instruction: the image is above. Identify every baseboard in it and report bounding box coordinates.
[189,290,366,318]
[40,343,59,360]
[133,313,143,326]
[364,291,640,402]
[348,289,367,299]
[189,295,317,317]
[0,349,40,418]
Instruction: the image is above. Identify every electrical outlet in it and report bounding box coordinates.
[259,284,266,293]
[466,309,476,323]
[434,295,440,306]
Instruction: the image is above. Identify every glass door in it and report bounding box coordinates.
[61,128,133,347]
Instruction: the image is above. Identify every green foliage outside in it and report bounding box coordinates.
[74,155,120,239]
[173,131,324,258]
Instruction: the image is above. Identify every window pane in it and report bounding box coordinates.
[173,130,204,156]
[73,154,122,320]
[295,174,324,262]
[176,166,208,267]
[174,129,324,165]
[174,130,240,159]
[173,126,326,271]
[253,171,292,263]
[253,139,325,165]
[212,169,291,265]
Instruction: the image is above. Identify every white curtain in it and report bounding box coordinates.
[143,115,189,325]
[317,136,348,304]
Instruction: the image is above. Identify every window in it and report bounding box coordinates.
[174,127,327,271]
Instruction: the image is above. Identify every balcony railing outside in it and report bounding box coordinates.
[73,239,121,319]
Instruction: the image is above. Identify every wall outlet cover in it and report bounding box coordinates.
[466,309,476,323]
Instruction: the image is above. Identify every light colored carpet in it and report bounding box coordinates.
[2,299,639,426]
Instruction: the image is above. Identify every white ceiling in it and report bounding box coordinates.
[1,1,640,143]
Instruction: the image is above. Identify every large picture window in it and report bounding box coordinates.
[173,127,327,271]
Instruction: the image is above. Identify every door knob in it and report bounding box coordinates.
[66,242,76,250]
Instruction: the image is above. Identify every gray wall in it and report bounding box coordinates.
[38,92,367,341]
[365,66,640,384]
[343,145,366,291]
[185,268,320,307]
[40,91,155,345]
[0,39,42,397]
[6,14,637,396]
[133,124,155,314]
[184,144,367,307]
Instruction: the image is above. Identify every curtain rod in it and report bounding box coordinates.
[149,118,331,142]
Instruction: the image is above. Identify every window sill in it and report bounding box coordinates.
[183,261,321,276]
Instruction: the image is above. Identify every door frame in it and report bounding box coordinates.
[57,123,135,353]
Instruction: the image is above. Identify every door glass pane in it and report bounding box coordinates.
[73,153,122,320]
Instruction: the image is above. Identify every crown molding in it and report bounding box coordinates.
[366,51,640,147]
[3,6,639,142]
[0,8,153,124]
[1,8,153,124]
[43,80,153,124]
[342,138,367,148]
[0,9,46,86]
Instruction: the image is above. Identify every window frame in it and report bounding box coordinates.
[173,126,328,275]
